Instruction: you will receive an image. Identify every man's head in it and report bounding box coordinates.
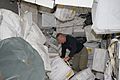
[56,33,66,44]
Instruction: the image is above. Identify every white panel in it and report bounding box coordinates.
[92,0,120,34]
[55,0,94,8]
[36,0,54,8]
[92,48,107,72]
[23,0,54,8]
[23,0,36,4]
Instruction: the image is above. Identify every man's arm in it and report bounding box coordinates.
[61,45,66,58]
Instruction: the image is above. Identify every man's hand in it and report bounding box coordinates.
[64,56,70,62]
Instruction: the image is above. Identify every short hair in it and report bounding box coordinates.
[56,33,64,38]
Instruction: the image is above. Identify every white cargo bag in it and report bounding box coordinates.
[54,5,76,22]
[42,13,56,27]
[84,25,101,42]
[70,68,95,80]
[22,12,46,45]
[25,23,51,71]
[49,56,74,80]
[0,9,22,40]
[96,73,104,80]
[92,48,108,72]
[22,12,51,71]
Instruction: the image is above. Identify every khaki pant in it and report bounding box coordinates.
[71,47,88,72]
